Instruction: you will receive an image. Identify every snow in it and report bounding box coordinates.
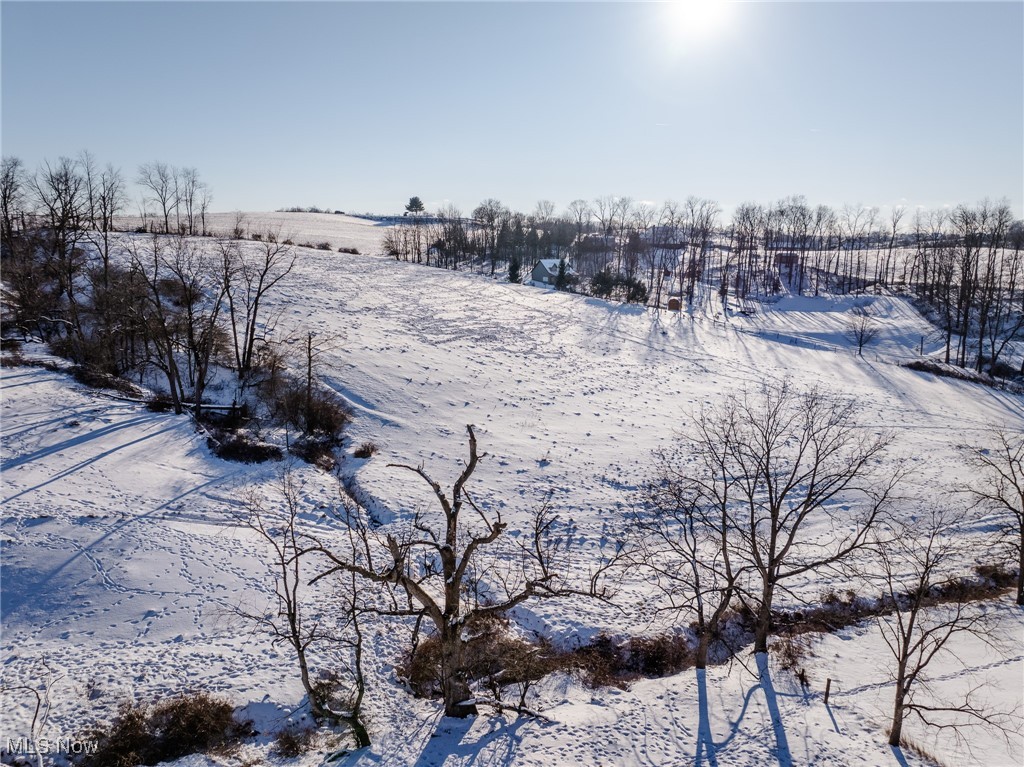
[114,211,389,255]
[2,216,1022,766]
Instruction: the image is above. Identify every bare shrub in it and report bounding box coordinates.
[564,633,694,688]
[288,437,337,470]
[974,563,1017,588]
[399,615,567,708]
[353,441,378,459]
[275,381,351,441]
[83,692,250,767]
[0,350,25,367]
[146,393,175,412]
[207,430,283,463]
[627,634,694,677]
[68,366,141,397]
[271,723,315,758]
[770,634,813,672]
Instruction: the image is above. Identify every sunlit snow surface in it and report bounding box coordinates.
[3,215,1022,766]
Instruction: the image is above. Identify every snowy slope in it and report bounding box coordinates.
[3,219,1023,766]
[114,212,388,255]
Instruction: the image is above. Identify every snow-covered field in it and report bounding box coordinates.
[115,211,389,255]
[3,215,1022,766]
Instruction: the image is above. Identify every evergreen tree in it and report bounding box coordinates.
[509,255,521,283]
[555,257,568,291]
[405,196,425,215]
[591,269,615,298]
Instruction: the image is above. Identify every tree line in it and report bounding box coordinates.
[386,194,1024,375]
[1,153,351,461]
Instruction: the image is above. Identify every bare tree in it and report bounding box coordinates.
[565,198,591,240]
[220,235,296,378]
[32,157,88,345]
[472,199,507,275]
[636,444,741,669]
[240,471,370,744]
[680,196,720,304]
[177,167,205,235]
[311,425,620,717]
[847,304,881,356]
[1,156,27,255]
[161,235,228,418]
[80,153,127,367]
[125,235,187,413]
[198,184,213,236]
[591,195,616,236]
[533,199,555,224]
[1,659,61,767]
[874,509,1014,749]
[0,157,54,340]
[966,432,1024,605]
[700,383,898,653]
[137,161,179,234]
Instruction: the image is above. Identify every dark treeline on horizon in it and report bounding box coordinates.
[385,193,1024,374]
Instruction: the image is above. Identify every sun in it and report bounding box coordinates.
[663,0,735,45]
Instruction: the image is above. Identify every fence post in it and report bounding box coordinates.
[824,677,832,705]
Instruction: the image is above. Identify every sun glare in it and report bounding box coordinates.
[664,0,735,45]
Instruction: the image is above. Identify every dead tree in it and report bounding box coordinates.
[312,425,620,717]
[874,509,1013,749]
[966,432,1024,605]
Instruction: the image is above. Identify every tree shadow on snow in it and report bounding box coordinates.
[889,745,912,767]
[696,654,794,767]
[756,653,793,766]
[695,668,720,767]
[405,713,544,767]
[1,471,236,622]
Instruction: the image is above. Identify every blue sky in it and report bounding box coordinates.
[3,1,1022,219]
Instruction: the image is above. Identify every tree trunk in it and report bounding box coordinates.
[753,609,770,654]
[440,628,477,718]
[295,639,328,721]
[346,716,371,749]
[753,585,774,654]
[888,696,905,746]
[695,631,710,670]
[1017,527,1024,606]
[889,666,907,746]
